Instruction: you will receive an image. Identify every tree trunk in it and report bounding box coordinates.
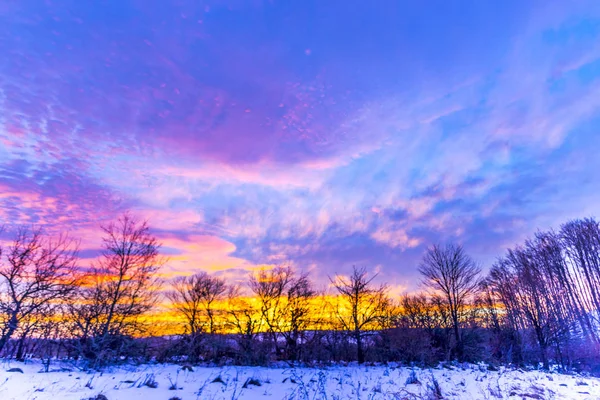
[0,313,19,354]
[540,343,549,370]
[453,321,463,361]
[356,330,365,364]
[535,327,549,370]
[286,336,298,362]
[15,330,28,361]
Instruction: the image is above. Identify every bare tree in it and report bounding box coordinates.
[69,213,165,363]
[489,250,557,369]
[401,294,444,331]
[560,219,600,343]
[487,232,583,369]
[225,285,265,364]
[167,272,228,335]
[0,227,79,353]
[418,243,481,360]
[33,304,67,372]
[280,272,317,361]
[12,303,54,361]
[330,266,390,364]
[248,265,318,360]
[249,266,293,343]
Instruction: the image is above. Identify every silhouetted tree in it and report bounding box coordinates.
[419,243,481,360]
[249,266,317,360]
[279,271,317,361]
[0,227,79,353]
[249,266,294,346]
[167,272,228,335]
[69,213,164,364]
[330,266,390,364]
[560,219,600,344]
[488,232,584,369]
[225,285,265,364]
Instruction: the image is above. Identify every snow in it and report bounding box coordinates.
[0,360,598,399]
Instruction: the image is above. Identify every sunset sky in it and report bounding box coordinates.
[2,1,600,293]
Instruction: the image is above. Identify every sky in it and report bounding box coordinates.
[2,1,600,293]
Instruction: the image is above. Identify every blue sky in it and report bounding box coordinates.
[2,0,600,292]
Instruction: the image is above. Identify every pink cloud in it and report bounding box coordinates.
[158,233,255,277]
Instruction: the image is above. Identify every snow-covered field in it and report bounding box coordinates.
[0,360,598,400]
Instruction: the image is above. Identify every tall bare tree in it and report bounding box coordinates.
[487,231,589,369]
[69,213,164,362]
[225,285,264,364]
[560,219,600,343]
[489,248,564,369]
[0,227,79,353]
[249,265,294,344]
[418,243,481,360]
[280,272,317,361]
[248,265,318,360]
[330,266,389,364]
[167,272,228,335]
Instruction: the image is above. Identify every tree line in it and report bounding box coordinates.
[0,213,599,372]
